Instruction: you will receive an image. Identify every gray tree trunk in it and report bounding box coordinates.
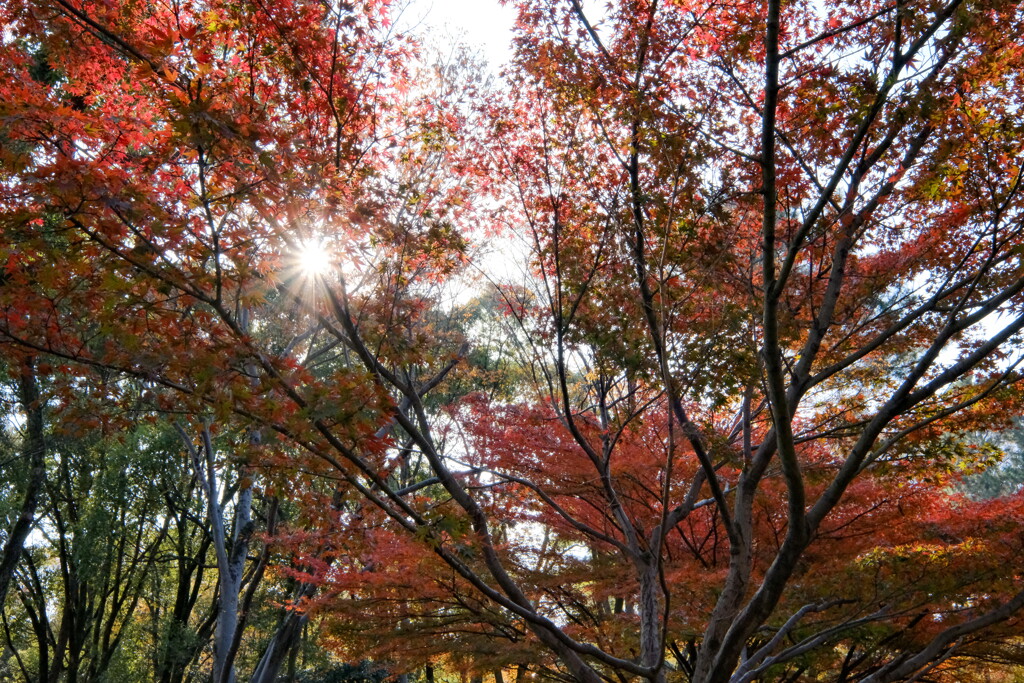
[176,423,253,683]
[248,600,308,683]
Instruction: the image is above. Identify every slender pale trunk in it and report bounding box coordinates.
[176,423,253,683]
[212,471,251,683]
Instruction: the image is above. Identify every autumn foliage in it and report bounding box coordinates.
[3,0,1024,682]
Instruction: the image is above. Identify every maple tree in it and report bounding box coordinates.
[3,0,1024,681]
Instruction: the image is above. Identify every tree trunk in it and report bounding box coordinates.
[638,560,665,680]
[249,607,307,683]
[176,423,253,683]
[0,361,45,607]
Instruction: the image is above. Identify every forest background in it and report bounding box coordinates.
[3,0,1024,682]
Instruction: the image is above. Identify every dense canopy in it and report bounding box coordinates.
[2,0,1024,681]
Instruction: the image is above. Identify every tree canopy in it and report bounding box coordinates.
[2,0,1024,681]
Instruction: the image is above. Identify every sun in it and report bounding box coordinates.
[296,240,332,278]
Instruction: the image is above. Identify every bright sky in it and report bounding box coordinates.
[401,0,518,71]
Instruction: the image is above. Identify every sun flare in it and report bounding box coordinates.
[297,240,332,278]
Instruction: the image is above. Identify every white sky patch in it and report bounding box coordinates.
[401,0,517,72]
